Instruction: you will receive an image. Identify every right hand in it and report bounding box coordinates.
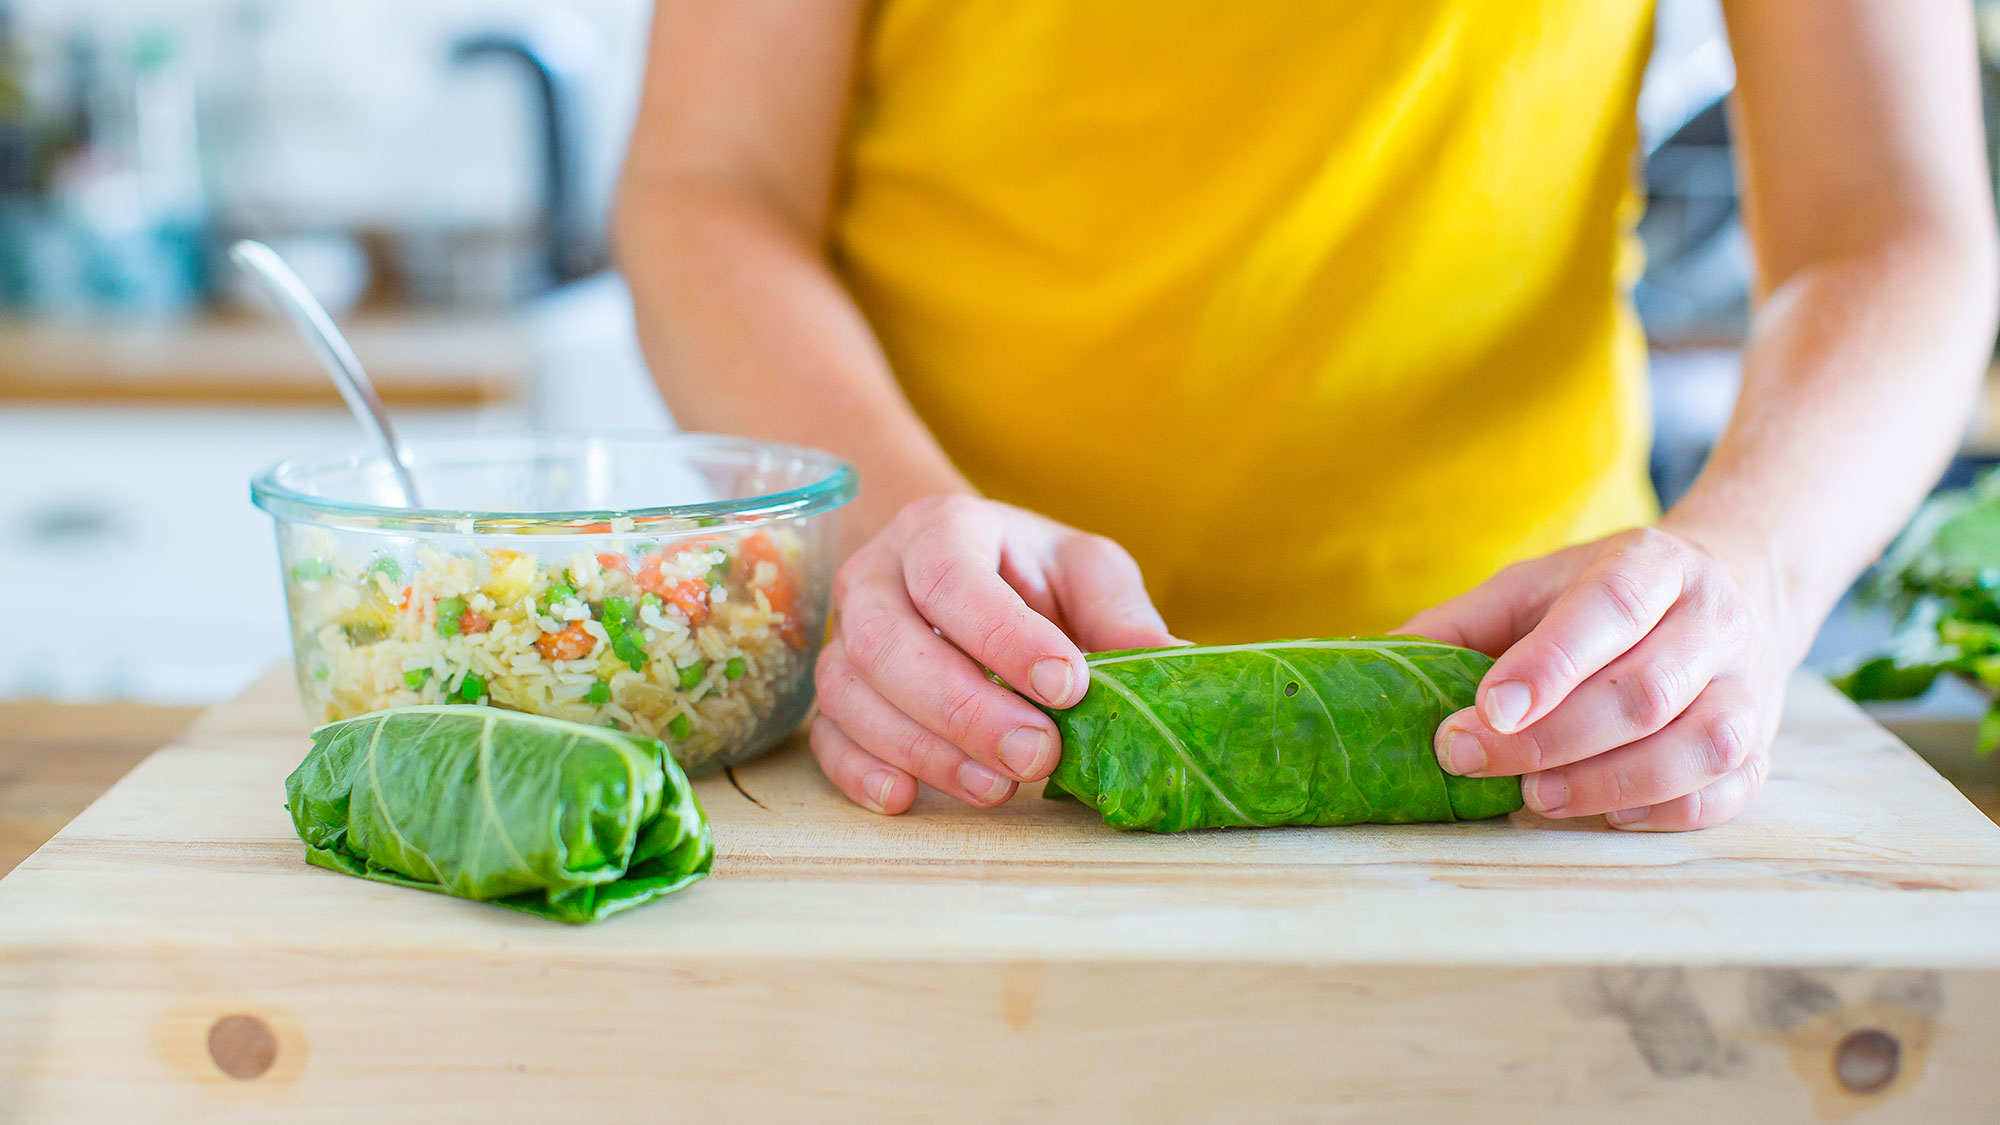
[811,495,1175,814]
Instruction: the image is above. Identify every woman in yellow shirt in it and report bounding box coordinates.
[618,2,1997,830]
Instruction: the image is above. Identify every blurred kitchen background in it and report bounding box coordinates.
[0,0,1998,716]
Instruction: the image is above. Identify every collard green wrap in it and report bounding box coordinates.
[285,706,714,923]
[1039,637,1524,832]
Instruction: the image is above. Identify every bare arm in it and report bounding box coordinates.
[1671,0,1999,652]
[614,0,968,548]
[1407,0,1997,830]
[616,1,1174,815]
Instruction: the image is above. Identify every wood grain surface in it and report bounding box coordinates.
[0,701,197,877]
[2,667,1997,1122]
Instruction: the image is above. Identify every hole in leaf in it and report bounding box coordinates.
[1284,681,1299,697]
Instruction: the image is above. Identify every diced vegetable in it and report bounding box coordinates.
[291,557,334,583]
[454,672,487,703]
[600,596,649,671]
[662,579,711,628]
[535,621,594,662]
[369,555,402,580]
[482,550,537,604]
[667,713,692,741]
[738,532,804,648]
[436,596,468,636]
[405,667,433,690]
[596,552,631,575]
[677,660,707,690]
[724,656,746,680]
[459,611,491,635]
[586,681,611,705]
[537,580,578,615]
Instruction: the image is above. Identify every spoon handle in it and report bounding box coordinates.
[228,239,423,507]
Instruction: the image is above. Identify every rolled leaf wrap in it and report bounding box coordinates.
[1039,637,1524,832]
[286,706,713,923]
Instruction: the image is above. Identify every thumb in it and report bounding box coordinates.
[1050,533,1177,653]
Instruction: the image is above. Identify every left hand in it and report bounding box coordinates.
[1397,524,1793,831]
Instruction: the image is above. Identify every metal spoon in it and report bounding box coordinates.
[227,239,423,507]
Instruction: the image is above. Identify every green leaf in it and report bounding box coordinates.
[1832,648,1961,701]
[284,706,713,923]
[1036,636,1522,832]
[1981,707,2000,757]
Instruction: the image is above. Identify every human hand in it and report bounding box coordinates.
[1397,525,1796,831]
[811,496,1175,814]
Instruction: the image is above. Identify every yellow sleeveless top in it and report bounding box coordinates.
[832,1,1658,642]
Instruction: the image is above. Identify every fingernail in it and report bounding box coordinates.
[1525,773,1568,815]
[1486,681,1532,733]
[862,768,898,813]
[1439,729,1485,776]
[1030,657,1076,705]
[959,759,1010,804]
[1606,807,1647,827]
[998,725,1056,779]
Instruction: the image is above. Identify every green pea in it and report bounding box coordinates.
[454,672,486,703]
[586,681,610,705]
[678,660,707,690]
[724,656,747,680]
[437,596,468,636]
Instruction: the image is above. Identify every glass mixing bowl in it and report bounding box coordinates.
[251,434,855,771]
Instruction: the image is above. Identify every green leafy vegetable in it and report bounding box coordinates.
[601,595,649,671]
[1837,471,2000,755]
[285,706,713,923]
[1037,637,1523,832]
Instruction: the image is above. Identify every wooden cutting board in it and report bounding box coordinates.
[3,667,1998,1123]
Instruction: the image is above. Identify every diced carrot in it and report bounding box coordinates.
[596,552,631,575]
[578,521,612,534]
[398,585,414,611]
[662,578,711,628]
[459,611,491,635]
[737,532,804,648]
[535,621,594,662]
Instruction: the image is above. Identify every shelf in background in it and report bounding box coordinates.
[0,312,527,407]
